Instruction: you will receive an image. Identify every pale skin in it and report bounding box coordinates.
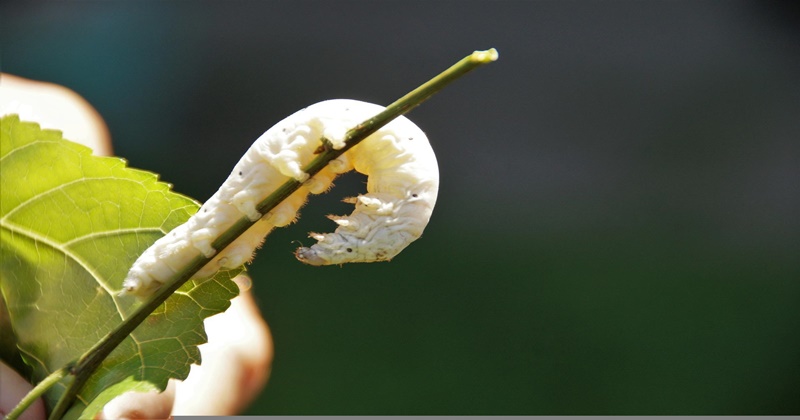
[0,74,272,419]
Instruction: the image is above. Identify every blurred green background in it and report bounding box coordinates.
[2,0,798,414]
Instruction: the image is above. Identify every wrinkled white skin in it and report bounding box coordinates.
[121,99,438,299]
[293,109,439,265]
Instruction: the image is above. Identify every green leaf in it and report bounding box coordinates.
[0,115,239,417]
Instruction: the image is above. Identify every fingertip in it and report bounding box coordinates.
[0,362,46,420]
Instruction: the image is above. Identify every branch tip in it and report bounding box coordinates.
[471,48,499,63]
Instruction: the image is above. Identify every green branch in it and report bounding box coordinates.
[17,47,498,420]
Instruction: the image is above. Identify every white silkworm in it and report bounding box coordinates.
[121,99,438,299]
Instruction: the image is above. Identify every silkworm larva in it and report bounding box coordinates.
[121,99,438,299]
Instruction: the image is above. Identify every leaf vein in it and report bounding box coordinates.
[0,139,63,162]
[62,227,165,247]
[1,222,126,315]
[0,176,148,224]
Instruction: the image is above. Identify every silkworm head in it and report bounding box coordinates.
[294,246,327,266]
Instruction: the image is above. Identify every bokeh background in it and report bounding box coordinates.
[2,0,798,414]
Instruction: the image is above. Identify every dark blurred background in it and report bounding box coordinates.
[2,0,798,414]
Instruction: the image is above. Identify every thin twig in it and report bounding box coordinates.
[40,48,497,419]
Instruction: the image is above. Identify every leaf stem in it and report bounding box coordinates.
[5,366,71,420]
[42,48,497,419]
